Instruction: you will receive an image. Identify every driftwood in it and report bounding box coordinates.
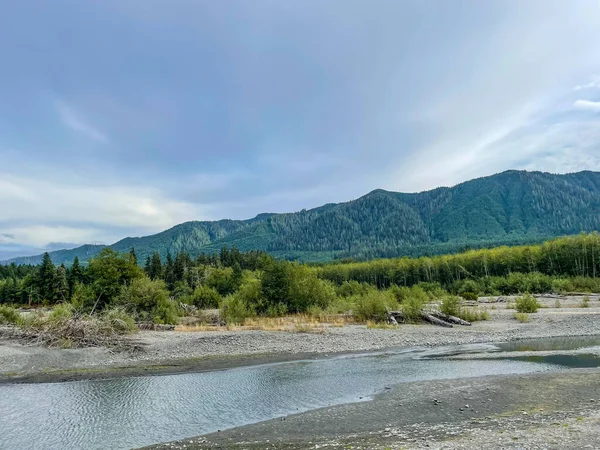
[427,310,472,326]
[386,309,471,328]
[136,323,176,331]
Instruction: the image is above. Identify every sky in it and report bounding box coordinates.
[1,0,600,260]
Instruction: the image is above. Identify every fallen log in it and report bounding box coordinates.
[387,310,452,327]
[421,312,453,328]
[427,310,471,326]
[386,309,406,324]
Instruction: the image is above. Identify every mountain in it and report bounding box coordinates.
[5,170,600,265]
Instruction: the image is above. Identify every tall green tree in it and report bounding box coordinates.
[129,247,138,265]
[148,252,163,280]
[86,248,144,310]
[68,256,84,294]
[37,252,56,303]
[54,264,69,302]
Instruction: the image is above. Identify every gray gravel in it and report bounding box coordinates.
[1,295,599,379]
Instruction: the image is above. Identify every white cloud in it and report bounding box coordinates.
[573,99,600,112]
[0,172,209,246]
[56,101,109,142]
[574,75,600,90]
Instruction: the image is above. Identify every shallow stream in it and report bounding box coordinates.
[1,336,599,450]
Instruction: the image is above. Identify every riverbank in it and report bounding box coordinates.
[1,295,599,384]
[144,368,600,449]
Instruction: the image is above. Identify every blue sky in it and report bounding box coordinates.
[1,0,600,259]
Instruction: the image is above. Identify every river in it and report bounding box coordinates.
[1,337,600,450]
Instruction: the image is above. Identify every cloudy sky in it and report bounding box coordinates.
[2,0,600,259]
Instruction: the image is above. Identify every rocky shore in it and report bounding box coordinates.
[1,295,599,384]
[145,369,600,449]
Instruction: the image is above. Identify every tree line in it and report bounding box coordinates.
[2,234,600,325]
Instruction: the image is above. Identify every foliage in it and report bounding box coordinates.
[461,291,478,301]
[115,276,178,324]
[103,308,137,333]
[514,312,531,323]
[190,285,221,309]
[86,249,144,310]
[336,280,372,298]
[580,296,590,308]
[48,303,74,322]
[402,291,428,323]
[440,295,461,317]
[0,305,21,325]
[515,293,540,313]
[458,307,490,322]
[353,290,397,323]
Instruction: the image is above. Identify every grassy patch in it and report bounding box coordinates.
[515,293,540,313]
[513,312,531,323]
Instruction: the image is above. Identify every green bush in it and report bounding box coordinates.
[455,279,481,296]
[0,305,21,325]
[440,295,461,317]
[515,293,539,313]
[103,308,137,333]
[191,285,222,309]
[458,307,490,322]
[551,278,574,294]
[353,290,397,323]
[461,291,478,301]
[579,296,590,308]
[221,294,255,324]
[336,280,372,298]
[115,276,178,324]
[416,282,447,300]
[402,292,428,323]
[48,303,74,322]
[220,278,260,324]
[514,312,530,323]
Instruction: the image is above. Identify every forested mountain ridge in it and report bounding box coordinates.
[6,170,600,265]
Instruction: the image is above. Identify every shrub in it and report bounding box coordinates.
[458,307,490,322]
[388,285,411,303]
[336,280,372,298]
[70,283,98,312]
[579,296,590,308]
[48,303,74,322]
[191,285,222,309]
[220,278,260,324]
[353,290,397,323]
[221,294,255,324]
[151,297,179,325]
[115,276,178,324]
[515,293,539,313]
[461,291,478,301]
[440,295,461,317]
[0,305,20,325]
[402,291,427,323]
[552,278,574,294]
[416,282,447,300]
[455,279,481,297]
[514,312,530,323]
[103,308,137,333]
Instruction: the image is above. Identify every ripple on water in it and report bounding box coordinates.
[1,339,598,450]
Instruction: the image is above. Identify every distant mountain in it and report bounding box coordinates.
[5,170,600,265]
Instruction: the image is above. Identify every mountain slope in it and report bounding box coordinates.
[6,170,600,265]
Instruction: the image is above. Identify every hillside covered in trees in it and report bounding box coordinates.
[6,170,600,266]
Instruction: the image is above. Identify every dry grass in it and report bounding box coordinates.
[176,314,350,333]
[513,312,531,323]
[366,320,399,330]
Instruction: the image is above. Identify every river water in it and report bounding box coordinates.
[1,338,599,450]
